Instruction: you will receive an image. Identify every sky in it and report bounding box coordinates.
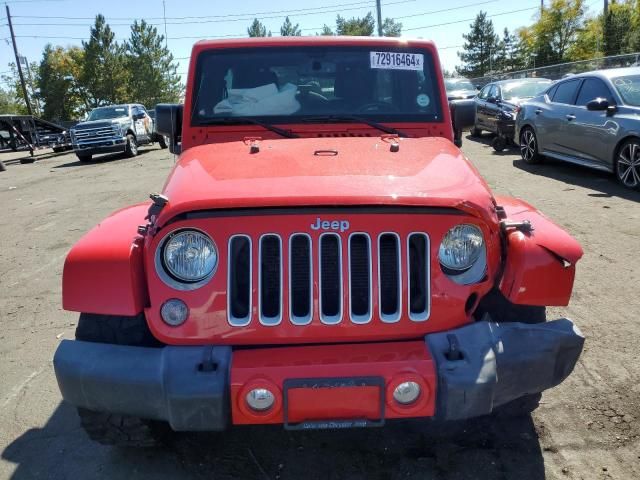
[1,0,605,87]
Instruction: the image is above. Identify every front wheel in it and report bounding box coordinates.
[519,127,543,164]
[76,154,92,162]
[75,313,167,447]
[158,135,169,149]
[470,126,482,137]
[492,135,507,152]
[124,134,138,158]
[615,138,640,190]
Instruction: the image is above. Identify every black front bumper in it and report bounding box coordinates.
[53,319,584,430]
[73,138,126,156]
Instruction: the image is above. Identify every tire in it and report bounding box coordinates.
[158,135,169,149]
[615,138,640,190]
[519,127,543,164]
[75,313,167,447]
[475,290,546,417]
[76,154,92,162]
[19,157,35,164]
[52,146,65,153]
[124,133,138,158]
[470,126,482,137]
[492,136,507,152]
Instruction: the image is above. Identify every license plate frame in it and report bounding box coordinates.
[282,376,385,430]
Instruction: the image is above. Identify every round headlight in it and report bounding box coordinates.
[438,224,484,271]
[163,230,217,282]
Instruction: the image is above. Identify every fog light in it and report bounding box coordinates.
[160,299,188,326]
[393,381,421,405]
[246,388,275,412]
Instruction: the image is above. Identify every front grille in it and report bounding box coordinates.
[73,124,119,141]
[227,232,430,326]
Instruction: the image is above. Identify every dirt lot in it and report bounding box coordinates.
[0,137,639,480]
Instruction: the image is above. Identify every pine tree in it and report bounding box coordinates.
[456,11,499,77]
[603,0,634,55]
[382,18,402,37]
[280,17,301,36]
[319,25,334,36]
[81,15,129,106]
[125,20,182,108]
[248,19,271,37]
[336,13,376,36]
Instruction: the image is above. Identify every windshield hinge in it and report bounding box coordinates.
[140,193,169,235]
[500,219,534,235]
[380,134,400,152]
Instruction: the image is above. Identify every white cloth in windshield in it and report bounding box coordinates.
[213,82,300,116]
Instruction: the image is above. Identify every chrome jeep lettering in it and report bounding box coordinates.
[310,217,350,232]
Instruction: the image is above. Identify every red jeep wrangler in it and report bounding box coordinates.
[54,37,584,446]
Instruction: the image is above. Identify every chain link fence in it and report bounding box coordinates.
[468,52,640,87]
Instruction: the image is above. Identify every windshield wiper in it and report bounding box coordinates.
[199,117,299,139]
[301,115,409,138]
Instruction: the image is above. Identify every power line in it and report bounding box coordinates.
[403,5,540,31]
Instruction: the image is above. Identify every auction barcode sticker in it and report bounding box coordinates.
[370,51,423,70]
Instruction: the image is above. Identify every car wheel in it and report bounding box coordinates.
[492,136,507,152]
[158,135,169,149]
[519,127,542,164]
[124,134,138,158]
[74,313,168,447]
[615,139,640,190]
[470,126,482,137]
[76,154,92,162]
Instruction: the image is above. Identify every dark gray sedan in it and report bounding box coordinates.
[515,67,640,190]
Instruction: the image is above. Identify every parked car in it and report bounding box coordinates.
[444,78,478,100]
[516,67,640,190]
[70,104,155,162]
[53,36,584,447]
[147,108,169,149]
[472,78,552,152]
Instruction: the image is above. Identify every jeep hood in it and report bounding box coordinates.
[156,136,497,227]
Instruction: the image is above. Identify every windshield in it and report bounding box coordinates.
[501,81,552,100]
[612,75,640,106]
[444,79,475,91]
[87,106,129,121]
[191,46,442,125]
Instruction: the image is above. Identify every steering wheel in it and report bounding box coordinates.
[356,102,399,113]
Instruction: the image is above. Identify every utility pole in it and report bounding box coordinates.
[6,5,33,116]
[376,0,383,36]
[162,0,168,49]
[604,0,608,16]
[540,0,544,15]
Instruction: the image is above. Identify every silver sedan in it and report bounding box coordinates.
[515,67,640,190]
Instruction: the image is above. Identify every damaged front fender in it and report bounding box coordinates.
[496,196,583,306]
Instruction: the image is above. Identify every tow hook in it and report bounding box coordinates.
[445,334,464,361]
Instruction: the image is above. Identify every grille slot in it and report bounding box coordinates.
[319,233,342,324]
[378,233,401,323]
[407,233,430,321]
[227,235,252,326]
[349,233,372,323]
[259,235,282,325]
[289,234,312,325]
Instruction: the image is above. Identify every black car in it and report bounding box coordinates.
[472,78,552,151]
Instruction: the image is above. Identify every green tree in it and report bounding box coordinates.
[37,45,86,121]
[81,14,129,106]
[336,12,375,36]
[381,18,402,37]
[603,0,637,55]
[520,0,586,67]
[0,86,27,115]
[248,18,271,37]
[456,11,499,77]
[1,62,39,115]
[319,25,334,36]
[570,16,603,60]
[280,16,301,36]
[125,20,182,108]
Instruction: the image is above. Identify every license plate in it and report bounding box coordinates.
[283,376,385,430]
[370,51,424,71]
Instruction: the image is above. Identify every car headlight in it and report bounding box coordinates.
[439,224,486,284]
[160,229,218,285]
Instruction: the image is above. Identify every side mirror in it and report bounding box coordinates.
[487,96,498,104]
[450,98,476,147]
[156,103,183,154]
[586,98,609,111]
[132,113,145,120]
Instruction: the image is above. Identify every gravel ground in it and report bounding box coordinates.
[0,136,639,480]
